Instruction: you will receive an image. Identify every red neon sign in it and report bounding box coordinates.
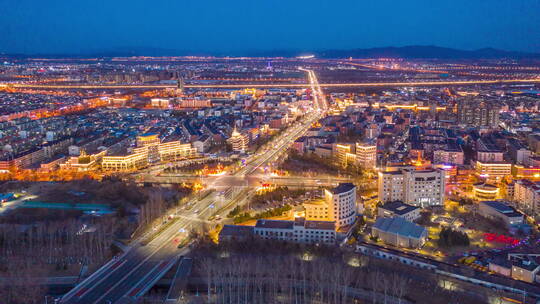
[483,233,519,245]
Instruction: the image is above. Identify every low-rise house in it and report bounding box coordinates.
[378,201,421,222]
[254,218,336,245]
[371,217,427,248]
[478,201,524,228]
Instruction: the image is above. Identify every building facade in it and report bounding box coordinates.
[102,134,196,171]
[378,201,421,222]
[478,201,524,228]
[252,218,336,245]
[356,141,377,170]
[323,183,357,229]
[513,179,540,218]
[227,129,248,153]
[457,98,500,128]
[378,168,445,207]
[475,161,512,182]
[372,217,427,248]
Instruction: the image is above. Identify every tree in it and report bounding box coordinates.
[437,227,470,247]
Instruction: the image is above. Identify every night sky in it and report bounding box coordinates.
[1,0,539,55]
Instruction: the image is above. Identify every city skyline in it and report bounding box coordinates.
[3,1,540,303]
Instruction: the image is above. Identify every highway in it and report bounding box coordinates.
[59,69,325,304]
[2,77,540,90]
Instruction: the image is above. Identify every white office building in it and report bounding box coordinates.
[253,218,336,245]
[323,183,357,229]
[378,168,445,207]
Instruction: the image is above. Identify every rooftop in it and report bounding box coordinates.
[332,183,355,194]
[373,217,426,239]
[220,225,254,237]
[480,201,523,218]
[379,201,419,216]
[255,219,294,230]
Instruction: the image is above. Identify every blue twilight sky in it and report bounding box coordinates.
[0,0,539,55]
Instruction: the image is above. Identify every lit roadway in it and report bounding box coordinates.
[2,77,540,90]
[135,174,352,189]
[59,69,325,304]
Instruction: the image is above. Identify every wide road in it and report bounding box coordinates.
[135,174,352,188]
[60,69,325,304]
[2,77,540,90]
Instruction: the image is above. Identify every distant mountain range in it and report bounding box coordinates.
[316,46,540,59]
[3,45,540,59]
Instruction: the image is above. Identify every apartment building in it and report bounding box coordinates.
[514,179,540,217]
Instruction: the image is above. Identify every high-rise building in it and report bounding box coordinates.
[457,98,500,128]
[378,168,445,207]
[176,72,185,95]
[304,183,357,229]
[356,141,377,170]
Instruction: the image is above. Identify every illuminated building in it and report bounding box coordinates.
[304,183,357,230]
[511,259,540,283]
[457,98,500,128]
[137,133,161,164]
[355,141,377,170]
[227,128,248,153]
[475,161,511,182]
[324,183,357,229]
[472,183,499,201]
[0,137,73,171]
[377,201,420,222]
[158,141,196,162]
[433,146,464,165]
[371,217,427,248]
[478,201,524,228]
[252,218,336,245]
[513,179,540,216]
[60,150,106,172]
[512,165,540,180]
[303,200,329,221]
[378,168,445,207]
[176,73,184,95]
[137,133,160,147]
[178,99,211,108]
[102,134,196,171]
[101,148,149,171]
[150,98,170,108]
[334,143,356,167]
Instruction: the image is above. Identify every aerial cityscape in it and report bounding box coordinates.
[2,1,540,304]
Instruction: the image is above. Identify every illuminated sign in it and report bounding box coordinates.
[483,233,519,245]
